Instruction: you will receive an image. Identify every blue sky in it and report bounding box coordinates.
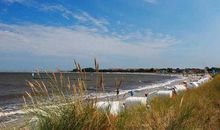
[0,0,220,71]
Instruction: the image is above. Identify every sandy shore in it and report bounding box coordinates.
[100,76,187,102]
[0,75,189,129]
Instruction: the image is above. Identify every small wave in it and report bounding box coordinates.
[0,110,25,117]
[0,76,185,123]
[88,77,185,99]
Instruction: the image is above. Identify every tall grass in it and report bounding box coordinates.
[22,60,115,130]
[22,64,220,130]
[116,75,220,130]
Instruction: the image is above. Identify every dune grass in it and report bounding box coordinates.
[116,75,220,130]
[21,70,220,130]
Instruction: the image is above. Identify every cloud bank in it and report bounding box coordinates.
[0,23,177,62]
[0,1,180,69]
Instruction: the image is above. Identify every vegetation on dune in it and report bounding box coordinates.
[18,62,220,130]
[117,75,220,129]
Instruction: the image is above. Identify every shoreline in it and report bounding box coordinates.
[99,76,186,102]
[0,71,182,77]
[0,75,186,129]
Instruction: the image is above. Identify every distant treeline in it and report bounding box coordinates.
[72,67,220,74]
[206,67,220,74]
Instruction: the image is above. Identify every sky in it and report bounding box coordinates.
[0,0,220,71]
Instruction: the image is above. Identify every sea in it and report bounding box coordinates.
[0,72,179,123]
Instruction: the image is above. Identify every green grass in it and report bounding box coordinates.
[116,75,220,130]
[20,74,220,130]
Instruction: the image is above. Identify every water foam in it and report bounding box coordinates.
[89,76,185,99]
[0,76,185,120]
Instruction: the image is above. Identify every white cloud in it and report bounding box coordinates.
[41,4,108,32]
[77,11,109,32]
[41,4,73,20]
[0,23,177,62]
[2,0,28,4]
[143,0,157,4]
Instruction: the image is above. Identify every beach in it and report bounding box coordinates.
[1,72,211,130]
[0,73,186,129]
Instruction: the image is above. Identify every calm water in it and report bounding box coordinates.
[0,72,176,110]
